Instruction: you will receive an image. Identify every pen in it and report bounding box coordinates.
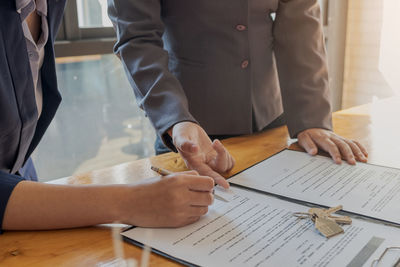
[151,166,172,176]
[151,166,229,202]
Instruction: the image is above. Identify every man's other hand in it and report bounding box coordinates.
[297,128,368,165]
[171,122,234,188]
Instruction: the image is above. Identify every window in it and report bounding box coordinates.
[76,0,112,28]
[33,1,155,181]
[32,55,156,181]
[342,0,398,108]
[55,0,116,57]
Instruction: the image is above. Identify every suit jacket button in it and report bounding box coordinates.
[241,60,249,69]
[236,24,247,31]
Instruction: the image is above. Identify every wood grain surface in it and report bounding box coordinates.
[1,97,399,266]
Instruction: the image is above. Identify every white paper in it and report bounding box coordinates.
[229,150,400,224]
[122,187,400,267]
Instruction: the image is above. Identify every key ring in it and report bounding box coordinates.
[293,212,312,219]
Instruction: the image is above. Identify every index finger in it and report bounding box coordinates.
[190,162,231,189]
[200,166,230,189]
[184,175,215,192]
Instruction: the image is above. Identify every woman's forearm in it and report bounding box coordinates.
[2,181,126,230]
[2,172,215,230]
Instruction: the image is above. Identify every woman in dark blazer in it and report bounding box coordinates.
[0,0,213,232]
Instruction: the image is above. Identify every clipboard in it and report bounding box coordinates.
[228,149,400,227]
[121,149,400,266]
[122,226,200,267]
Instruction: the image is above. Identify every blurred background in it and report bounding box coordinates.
[32,0,400,181]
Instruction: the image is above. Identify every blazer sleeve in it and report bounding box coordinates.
[107,0,197,150]
[0,171,23,232]
[273,0,333,138]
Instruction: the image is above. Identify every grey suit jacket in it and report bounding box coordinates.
[108,0,332,149]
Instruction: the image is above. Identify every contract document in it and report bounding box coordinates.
[229,150,400,224]
[122,187,400,267]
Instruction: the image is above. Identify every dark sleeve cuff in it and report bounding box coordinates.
[0,171,23,233]
[161,132,177,153]
[287,114,333,139]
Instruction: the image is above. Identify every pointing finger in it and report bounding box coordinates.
[185,176,215,192]
[211,139,232,172]
[181,170,199,176]
[202,167,230,189]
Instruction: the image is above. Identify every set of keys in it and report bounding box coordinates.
[294,205,352,238]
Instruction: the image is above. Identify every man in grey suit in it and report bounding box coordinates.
[108,0,368,188]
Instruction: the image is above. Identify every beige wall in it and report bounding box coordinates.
[342,0,395,109]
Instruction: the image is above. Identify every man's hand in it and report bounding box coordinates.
[171,122,234,188]
[297,128,368,165]
[123,171,215,228]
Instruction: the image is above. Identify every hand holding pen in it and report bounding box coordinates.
[151,166,229,203]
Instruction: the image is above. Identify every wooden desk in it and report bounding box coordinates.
[1,97,399,266]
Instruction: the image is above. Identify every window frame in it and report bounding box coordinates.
[55,0,116,57]
[325,0,349,111]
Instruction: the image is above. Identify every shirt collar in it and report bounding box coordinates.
[16,0,48,19]
[36,0,48,17]
[16,0,32,14]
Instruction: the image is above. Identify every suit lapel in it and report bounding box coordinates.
[0,1,38,121]
[24,0,65,160]
[0,0,39,173]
